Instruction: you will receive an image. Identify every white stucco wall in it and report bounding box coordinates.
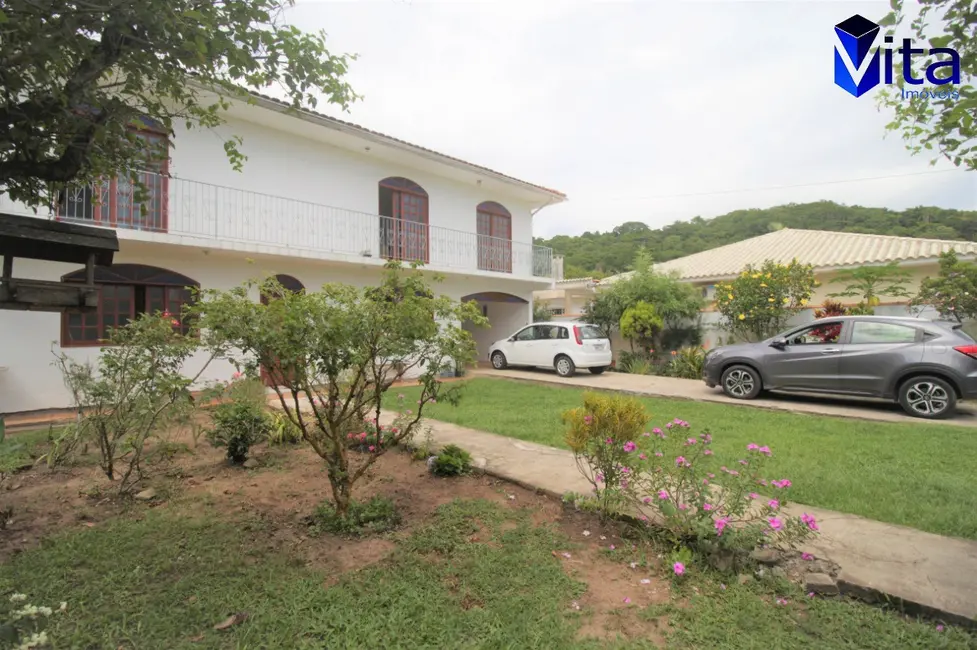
[0,240,536,414]
[464,301,532,362]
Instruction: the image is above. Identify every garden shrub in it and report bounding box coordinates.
[565,395,818,567]
[714,259,817,342]
[309,495,401,537]
[430,444,473,476]
[563,392,648,517]
[51,313,209,494]
[268,410,303,445]
[206,377,270,464]
[666,347,707,379]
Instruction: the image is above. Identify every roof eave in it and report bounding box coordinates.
[243,93,567,203]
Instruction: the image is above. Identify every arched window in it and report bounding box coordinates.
[260,274,305,304]
[378,177,429,263]
[60,264,199,346]
[476,201,512,273]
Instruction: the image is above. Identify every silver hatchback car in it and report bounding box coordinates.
[702,316,977,419]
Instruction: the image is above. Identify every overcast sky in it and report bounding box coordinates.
[287,0,976,239]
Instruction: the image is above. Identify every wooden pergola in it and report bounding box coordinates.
[0,212,119,312]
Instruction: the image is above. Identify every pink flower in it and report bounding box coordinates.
[937,624,945,632]
[748,492,759,499]
[767,499,780,510]
[758,446,772,456]
[653,428,665,438]
[703,449,713,456]
[232,371,242,379]
[655,452,664,458]
[666,423,674,429]
[368,445,376,452]
[346,433,354,440]
[714,517,730,536]
[642,432,651,437]
[700,433,712,443]
[703,503,714,511]
[658,490,669,500]
[708,473,715,479]
[605,437,614,445]
[738,459,748,466]
[808,592,815,598]
[702,479,709,485]
[623,597,631,604]
[639,453,647,460]
[595,472,604,483]
[802,552,813,561]
[359,432,367,440]
[747,443,759,451]
[623,441,637,452]
[776,598,788,606]
[801,513,819,531]
[678,503,688,511]
[686,438,696,446]
[584,415,593,424]
[675,456,688,467]
[643,497,652,504]
[620,479,629,488]
[673,562,685,576]
[609,544,615,550]
[768,517,784,531]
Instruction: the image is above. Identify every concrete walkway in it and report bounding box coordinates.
[384,411,977,627]
[475,368,977,428]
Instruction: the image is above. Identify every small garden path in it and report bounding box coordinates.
[378,410,977,628]
[475,369,977,428]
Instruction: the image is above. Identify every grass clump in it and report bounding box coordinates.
[309,495,401,537]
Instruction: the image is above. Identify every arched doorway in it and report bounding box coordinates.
[378,177,429,263]
[259,274,305,386]
[460,292,530,365]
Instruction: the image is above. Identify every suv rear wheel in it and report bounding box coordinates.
[898,376,957,419]
[720,365,762,400]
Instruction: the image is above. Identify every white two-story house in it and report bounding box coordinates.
[0,91,565,414]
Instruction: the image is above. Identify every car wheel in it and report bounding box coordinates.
[490,351,508,370]
[589,366,608,375]
[898,376,957,419]
[555,355,576,378]
[720,365,762,400]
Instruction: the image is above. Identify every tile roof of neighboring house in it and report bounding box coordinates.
[649,228,977,281]
[247,92,566,200]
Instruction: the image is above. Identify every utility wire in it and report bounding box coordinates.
[590,168,969,203]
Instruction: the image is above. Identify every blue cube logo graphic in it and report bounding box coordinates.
[834,14,881,97]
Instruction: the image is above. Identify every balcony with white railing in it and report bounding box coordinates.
[0,172,554,281]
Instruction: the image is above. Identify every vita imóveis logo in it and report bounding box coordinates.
[833,14,961,98]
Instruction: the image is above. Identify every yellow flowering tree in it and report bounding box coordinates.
[714,260,818,342]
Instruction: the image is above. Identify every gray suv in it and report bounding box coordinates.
[702,316,977,419]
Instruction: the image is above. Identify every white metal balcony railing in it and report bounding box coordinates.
[0,172,554,279]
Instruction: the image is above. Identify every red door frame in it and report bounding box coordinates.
[259,274,305,386]
[476,202,512,273]
[379,179,430,264]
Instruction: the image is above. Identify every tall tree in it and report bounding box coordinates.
[877,0,976,170]
[0,0,357,206]
[909,250,977,323]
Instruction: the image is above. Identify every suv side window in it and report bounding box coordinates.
[514,327,536,342]
[850,321,918,344]
[786,322,843,345]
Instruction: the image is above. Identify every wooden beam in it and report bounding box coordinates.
[85,253,95,286]
[1,255,10,282]
[0,278,98,312]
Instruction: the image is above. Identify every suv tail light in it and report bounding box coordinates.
[572,325,583,345]
[954,345,977,361]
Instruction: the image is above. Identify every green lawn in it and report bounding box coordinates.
[0,499,967,649]
[388,378,977,540]
[0,426,59,473]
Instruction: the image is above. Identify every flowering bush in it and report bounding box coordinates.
[1,593,67,650]
[714,260,818,342]
[666,346,707,379]
[563,392,649,518]
[627,422,816,557]
[564,395,818,566]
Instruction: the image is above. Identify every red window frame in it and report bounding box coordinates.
[476,201,513,273]
[379,178,430,264]
[61,283,195,347]
[57,128,170,233]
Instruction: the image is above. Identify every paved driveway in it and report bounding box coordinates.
[474,368,977,428]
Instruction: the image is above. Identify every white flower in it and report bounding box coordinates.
[9,593,26,603]
[582,530,591,537]
[59,601,67,612]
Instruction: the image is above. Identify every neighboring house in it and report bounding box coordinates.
[534,276,598,318]
[534,228,977,350]
[0,91,565,413]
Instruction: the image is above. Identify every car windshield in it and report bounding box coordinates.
[578,325,605,340]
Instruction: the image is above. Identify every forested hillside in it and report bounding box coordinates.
[536,201,977,278]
